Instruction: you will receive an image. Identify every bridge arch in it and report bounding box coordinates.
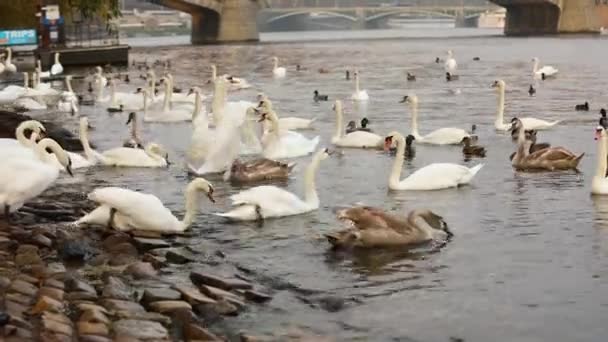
[265,10,357,24]
[365,9,458,23]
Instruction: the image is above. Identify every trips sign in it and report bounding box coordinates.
[0,29,37,46]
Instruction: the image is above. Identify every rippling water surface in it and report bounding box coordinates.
[14,29,608,341]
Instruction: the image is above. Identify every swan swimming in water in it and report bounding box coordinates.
[50,53,63,76]
[444,50,457,73]
[3,48,17,73]
[258,108,320,159]
[491,79,560,131]
[592,126,608,195]
[384,132,483,190]
[532,57,558,79]
[351,70,369,101]
[215,148,330,221]
[401,95,470,145]
[331,100,383,149]
[210,64,251,90]
[272,56,286,78]
[75,178,215,233]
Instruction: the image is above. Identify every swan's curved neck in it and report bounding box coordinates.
[273,59,279,70]
[142,91,149,117]
[80,120,96,161]
[211,81,225,125]
[211,65,217,81]
[34,139,62,165]
[269,112,281,138]
[130,115,140,143]
[496,86,505,126]
[409,102,421,139]
[162,81,171,111]
[181,183,202,230]
[192,91,203,121]
[407,210,435,239]
[513,125,528,164]
[16,122,34,147]
[36,60,41,72]
[54,54,59,64]
[389,135,406,189]
[304,154,322,207]
[355,74,360,93]
[532,60,539,73]
[148,74,156,95]
[96,77,105,100]
[23,73,29,89]
[6,49,12,62]
[65,78,74,94]
[597,135,608,179]
[167,75,174,102]
[333,105,344,140]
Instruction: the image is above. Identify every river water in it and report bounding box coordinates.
[14,28,608,340]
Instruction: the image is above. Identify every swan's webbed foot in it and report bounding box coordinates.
[107,208,117,230]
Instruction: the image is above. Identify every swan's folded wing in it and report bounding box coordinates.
[0,159,58,198]
[88,187,171,220]
[339,131,382,147]
[229,186,306,214]
[404,163,473,189]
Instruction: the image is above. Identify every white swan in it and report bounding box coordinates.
[165,74,196,105]
[0,53,5,74]
[491,79,560,131]
[123,112,144,149]
[75,178,215,232]
[211,65,251,90]
[257,96,315,130]
[94,66,108,88]
[57,95,78,114]
[272,56,286,78]
[35,59,50,78]
[0,120,46,158]
[215,148,329,221]
[592,126,608,195]
[187,123,242,175]
[331,100,382,148]
[50,53,63,76]
[0,137,73,219]
[444,50,457,73]
[47,117,96,169]
[98,142,168,168]
[402,95,470,145]
[4,48,17,73]
[351,70,369,101]
[259,109,320,159]
[141,85,191,123]
[385,131,483,190]
[532,57,558,79]
[14,74,47,110]
[187,87,214,165]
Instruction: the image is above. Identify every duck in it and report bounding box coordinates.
[359,117,371,132]
[331,100,383,149]
[461,136,486,158]
[215,148,330,221]
[210,65,250,90]
[225,158,295,183]
[124,74,130,83]
[325,207,452,249]
[575,102,589,111]
[532,57,558,79]
[313,90,328,102]
[50,53,63,75]
[491,80,561,131]
[401,95,470,145]
[511,119,583,171]
[3,48,17,73]
[508,130,551,161]
[444,50,457,73]
[0,137,73,221]
[123,112,144,149]
[592,126,608,194]
[384,131,483,191]
[600,109,607,129]
[345,70,350,80]
[407,72,416,81]
[351,70,369,101]
[473,57,481,61]
[257,97,315,130]
[75,178,215,233]
[387,134,416,159]
[272,56,286,78]
[107,104,124,113]
[258,109,320,159]
[528,85,536,97]
[446,72,459,82]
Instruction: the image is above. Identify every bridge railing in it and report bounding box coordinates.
[64,21,120,48]
[266,0,495,8]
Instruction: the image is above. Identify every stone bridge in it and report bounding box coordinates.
[145,0,268,43]
[489,0,601,35]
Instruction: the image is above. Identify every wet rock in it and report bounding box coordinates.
[79,335,112,342]
[77,321,109,336]
[199,285,246,308]
[242,289,273,303]
[195,299,239,317]
[165,248,196,264]
[67,291,99,301]
[5,300,28,318]
[39,286,65,301]
[9,279,38,297]
[148,300,192,314]
[174,284,216,305]
[102,276,133,301]
[0,235,14,249]
[58,240,94,261]
[40,331,72,342]
[113,319,169,340]
[102,233,132,249]
[0,275,10,289]
[130,230,164,239]
[76,303,109,315]
[66,277,97,295]
[108,243,139,266]
[42,311,72,325]
[185,323,222,341]
[142,288,181,305]
[41,313,73,336]
[45,262,67,278]
[14,244,42,266]
[119,311,172,325]
[31,295,65,314]
[319,296,345,313]
[190,271,253,291]
[8,314,33,330]
[142,253,167,269]
[44,278,65,290]
[101,299,145,314]
[15,273,38,284]
[125,261,158,279]
[133,237,170,251]
[6,292,33,306]
[31,233,53,248]
[79,309,110,325]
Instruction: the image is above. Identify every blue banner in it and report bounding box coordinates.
[0,29,37,46]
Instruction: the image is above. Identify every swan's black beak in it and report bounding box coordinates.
[207,186,215,203]
[399,96,408,103]
[126,112,135,125]
[491,81,498,88]
[165,154,171,166]
[134,87,142,94]
[324,148,334,156]
[66,158,73,177]
[187,89,194,96]
[257,113,267,122]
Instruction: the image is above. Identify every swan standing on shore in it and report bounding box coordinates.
[331,100,383,148]
[385,132,483,190]
[491,80,560,131]
[401,95,470,145]
[351,70,369,101]
[532,57,558,79]
[75,178,215,232]
[215,148,330,221]
[0,138,73,220]
[272,56,286,78]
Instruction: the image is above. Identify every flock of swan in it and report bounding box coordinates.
[0,48,605,250]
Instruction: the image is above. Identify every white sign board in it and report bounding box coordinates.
[45,5,60,21]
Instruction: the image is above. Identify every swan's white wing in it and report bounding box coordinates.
[101,147,164,167]
[335,131,382,148]
[351,90,369,101]
[193,125,241,174]
[279,117,313,130]
[88,187,178,229]
[421,128,468,145]
[520,117,560,130]
[537,66,558,76]
[230,185,307,216]
[445,58,457,72]
[15,97,47,110]
[398,163,476,190]
[50,64,63,75]
[0,158,59,211]
[263,131,319,159]
[273,67,286,78]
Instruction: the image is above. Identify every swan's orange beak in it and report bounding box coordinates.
[595,128,603,141]
[383,137,393,152]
